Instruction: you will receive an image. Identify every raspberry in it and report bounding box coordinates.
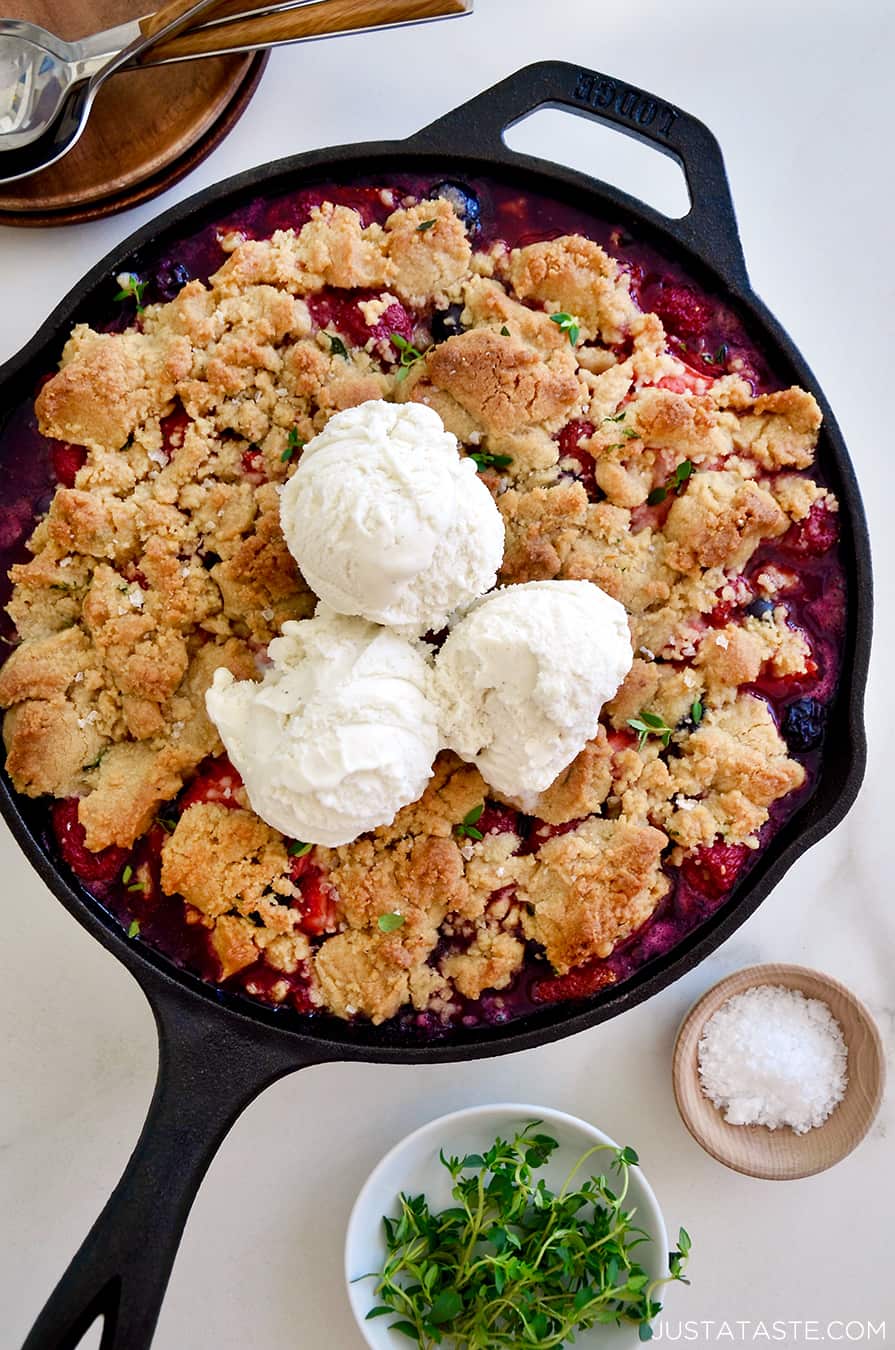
[308,290,413,353]
[680,841,749,900]
[532,961,616,1004]
[52,799,130,884]
[477,802,519,836]
[640,280,712,340]
[520,817,583,855]
[782,502,839,556]
[50,441,87,487]
[179,758,244,811]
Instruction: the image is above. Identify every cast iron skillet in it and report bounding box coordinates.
[0,61,870,1350]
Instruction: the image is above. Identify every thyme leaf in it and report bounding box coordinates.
[549,311,580,345]
[647,459,693,506]
[114,273,147,312]
[281,427,305,462]
[627,709,674,750]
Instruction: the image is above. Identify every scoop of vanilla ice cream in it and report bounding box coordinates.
[279,400,504,634]
[434,580,633,807]
[205,607,441,846]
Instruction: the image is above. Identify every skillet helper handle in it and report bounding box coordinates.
[415,59,749,289]
[22,983,323,1350]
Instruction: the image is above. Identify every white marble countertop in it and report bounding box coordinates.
[1,1,892,1345]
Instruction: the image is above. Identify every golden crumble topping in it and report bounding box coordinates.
[0,190,834,1025]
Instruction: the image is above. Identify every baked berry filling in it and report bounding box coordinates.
[0,174,846,1034]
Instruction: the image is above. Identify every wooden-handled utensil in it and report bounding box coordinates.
[144,0,470,63]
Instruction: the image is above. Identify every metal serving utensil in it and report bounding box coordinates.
[0,0,236,182]
[0,0,471,183]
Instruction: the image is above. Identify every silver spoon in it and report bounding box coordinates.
[0,0,331,154]
[0,0,238,184]
[0,0,470,185]
[0,18,143,153]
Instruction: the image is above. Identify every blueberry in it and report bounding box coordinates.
[746,597,775,620]
[781,697,826,753]
[430,302,465,344]
[429,180,481,234]
[202,551,222,571]
[154,261,192,302]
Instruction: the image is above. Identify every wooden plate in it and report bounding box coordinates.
[673,964,885,1180]
[0,0,268,225]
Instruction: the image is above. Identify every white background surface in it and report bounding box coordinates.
[1,1,893,1346]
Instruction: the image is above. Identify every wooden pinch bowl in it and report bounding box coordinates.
[672,964,885,1181]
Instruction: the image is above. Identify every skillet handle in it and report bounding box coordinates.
[21,980,327,1350]
[414,59,749,289]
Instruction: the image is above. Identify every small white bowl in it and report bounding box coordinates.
[345,1103,670,1350]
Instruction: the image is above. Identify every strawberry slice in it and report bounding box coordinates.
[179,758,244,812]
[556,419,598,499]
[292,867,337,936]
[532,961,616,1004]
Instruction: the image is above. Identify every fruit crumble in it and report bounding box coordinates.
[0,177,845,1031]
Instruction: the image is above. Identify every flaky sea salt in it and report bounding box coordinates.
[697,984,848,1133]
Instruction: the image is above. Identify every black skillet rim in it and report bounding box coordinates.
[0,75,872,1066]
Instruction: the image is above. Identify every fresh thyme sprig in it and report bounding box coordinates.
[468,449,513,473]
[328,333,348,358]
[703,343,729,367]
[549,312,580,345]
[454,803,484,841]
[416,218,437,233]
[360,1121,691,1348]
[627,709,674,750]
[281,427,305,462]
[378,913,406,933]
[647,459,693,506]
[288,840,312,857]
[114,273,148,312]
[391,333,426,383]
